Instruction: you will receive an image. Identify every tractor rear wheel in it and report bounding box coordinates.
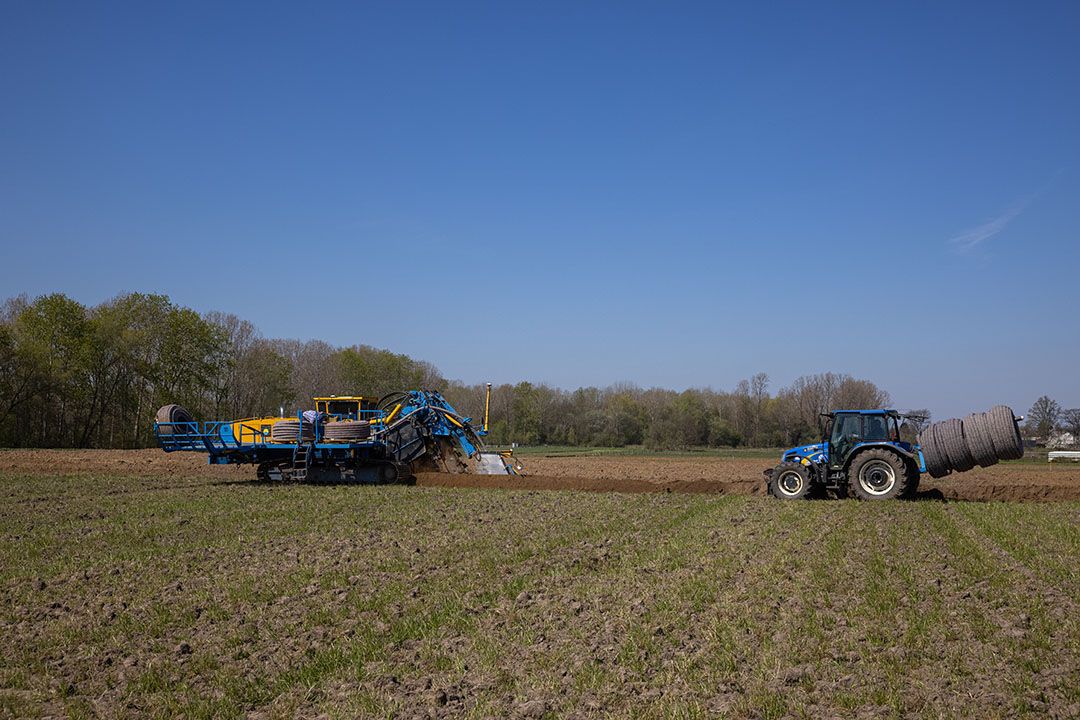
[767,462,813,500]
[848,449,910,500]
[901,471,921,499]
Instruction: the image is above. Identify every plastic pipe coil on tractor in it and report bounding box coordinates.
[270,419,315,444]
[322,421,371,442]
[916,405,1023,478]
[155,404,194,434]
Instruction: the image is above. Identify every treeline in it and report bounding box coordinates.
[1,293,894,449]
[444,373,893,449]
[1024,395,1080,446]
[0,293,439,448]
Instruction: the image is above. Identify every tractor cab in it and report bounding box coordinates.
[313,396,379,421]
[825,410,904,469]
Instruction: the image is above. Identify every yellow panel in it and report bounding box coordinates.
[231,417,288,444]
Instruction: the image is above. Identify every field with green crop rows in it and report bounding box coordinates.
[1,464,1078,719]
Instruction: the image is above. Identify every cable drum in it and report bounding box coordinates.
[322,421,371,442]
[985,405,1024,460]
[917,405,1023,479]
[962,413,998,468]
[918,424,951,478]
[938,418,976,472]
[155,404,194,434]
[270,419,315,444]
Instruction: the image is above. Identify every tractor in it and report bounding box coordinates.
[764,409,926,500]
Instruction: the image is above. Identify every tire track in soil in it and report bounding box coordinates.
[588,500,791,714]
[477,495,771,718]
[943,505,1079,615]
[330,495,743,719]
[920,504,1080,718]
[642,502,847,717]
[954,505,1080,613]
[458,496,758,718]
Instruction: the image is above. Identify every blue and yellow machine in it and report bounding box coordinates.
[154,386,520,484]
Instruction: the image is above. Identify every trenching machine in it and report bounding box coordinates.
[154,385,521,483]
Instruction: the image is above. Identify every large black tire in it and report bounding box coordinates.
[986,405,1024,460]
[938,418,975,472]
[918,424,951,479]
[848,448,910,500]
[963,413,998,468]
[155,404,194,434]
[902,470,921,499]
[767,462,813,500]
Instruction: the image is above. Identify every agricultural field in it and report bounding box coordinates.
[1,450,1078,719]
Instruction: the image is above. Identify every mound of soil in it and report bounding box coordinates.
[414,472,763,496]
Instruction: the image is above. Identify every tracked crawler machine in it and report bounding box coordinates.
[764,405,1024,500]
[154,385,521,483]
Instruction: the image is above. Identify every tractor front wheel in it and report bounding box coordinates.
[767,462,813,500]
[848,449,910,500]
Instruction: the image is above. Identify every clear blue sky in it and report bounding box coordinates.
[2,1,1078,419]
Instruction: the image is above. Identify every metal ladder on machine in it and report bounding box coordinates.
[291,442,312,482]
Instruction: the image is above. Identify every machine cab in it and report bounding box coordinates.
[826,410,901,468]
[313,396,378,421]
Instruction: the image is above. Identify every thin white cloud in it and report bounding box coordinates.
[947,196,1033,253]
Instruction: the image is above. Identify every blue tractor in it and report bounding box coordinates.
[764,410,926,500]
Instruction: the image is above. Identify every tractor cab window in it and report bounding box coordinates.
[864,415,888,441]
[831,414,862,444]
[888,416,902,441]
[830,414,863,464]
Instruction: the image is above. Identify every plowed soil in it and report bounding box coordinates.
[3,448,1077,502]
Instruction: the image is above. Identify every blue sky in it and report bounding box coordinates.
[1,1,1078,418]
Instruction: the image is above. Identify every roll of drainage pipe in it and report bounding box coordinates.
[270,419,315,444]
[155,404,194,434]
[917,405,1022,476]
[322,421,371,442]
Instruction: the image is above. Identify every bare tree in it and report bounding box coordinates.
[902,409,931,434]
[1027,395,1062,440]
[1059,408,1080,446]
